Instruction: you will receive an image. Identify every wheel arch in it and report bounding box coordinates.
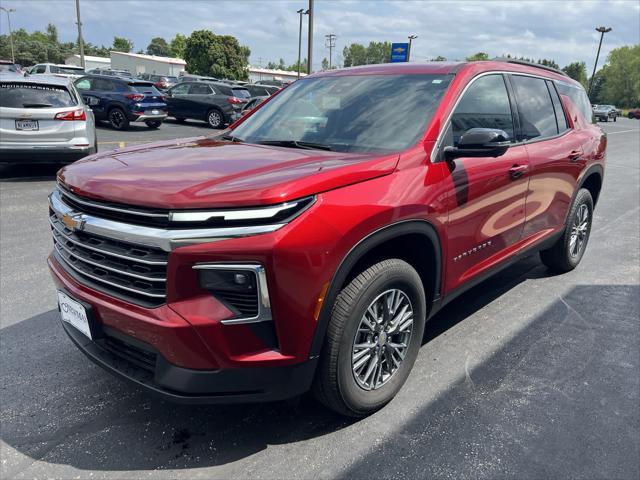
[309,220,443,358]
[578,164,604,207]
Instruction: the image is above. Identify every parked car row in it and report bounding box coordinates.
[593,104,619,122]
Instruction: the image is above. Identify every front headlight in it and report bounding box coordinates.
[169,196,315,228]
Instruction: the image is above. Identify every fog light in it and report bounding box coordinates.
[198,268,256,293]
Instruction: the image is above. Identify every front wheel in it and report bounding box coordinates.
[145,120,162,129]
[540,188,593,272]
[313,259,426,417]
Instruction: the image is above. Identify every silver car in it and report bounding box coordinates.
[0,73,97,164]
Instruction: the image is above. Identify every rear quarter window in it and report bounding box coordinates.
[0,83,76,108]
[557,83,594,124]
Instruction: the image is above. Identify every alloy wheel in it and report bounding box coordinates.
[208,111,222,128]
[351,289,414,391]
[110,109,125,129]
[569,203,589,257]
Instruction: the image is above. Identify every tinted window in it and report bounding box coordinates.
[131,84,162,95]
[451,74,515,145]
[231,88,251,99]
[512,75,558,140]
[0,82,76,108]
[58,66,85,75]
[232,74,453,154]
[92,78,114,91]
[547,80,568,133]
[189,84,212,95]
[170,83,190,95]
[557,83,593,123]
[34,65,46,74]
[245,85,268,96]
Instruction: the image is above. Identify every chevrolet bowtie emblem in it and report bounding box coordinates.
[61,212,85,232]
[393,47,405,53]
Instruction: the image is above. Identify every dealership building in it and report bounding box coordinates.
[247,66,306,83]
[110,52,186,76]
[65,54,111,71]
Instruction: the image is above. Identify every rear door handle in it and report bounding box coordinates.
[568,150,583,162]
[509,164,528,180]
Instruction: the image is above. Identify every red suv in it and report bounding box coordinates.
[48,60,605,416]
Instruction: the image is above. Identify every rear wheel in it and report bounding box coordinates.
[313,259,426,417]
[108,107,129,130]
[540,188,593,272]
[206,109,224,129]
[145,120,162,129]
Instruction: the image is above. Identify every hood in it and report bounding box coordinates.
[58,136,399,209]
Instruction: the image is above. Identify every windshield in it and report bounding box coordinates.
[231,74,452,153]
[0,83,76,108]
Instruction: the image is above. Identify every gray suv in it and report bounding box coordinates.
[0,73,97,164]
[165,81,251,128]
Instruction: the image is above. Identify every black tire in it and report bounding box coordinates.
[145,120,162,129]
[602,117,608,122]
[206,108,224,129]
[312,259,427,417]
[629,112,634,119]
[613,116,617,122]
[540,188,594,273]
[108,107,129,130]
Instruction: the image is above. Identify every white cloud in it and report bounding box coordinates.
[0,0,637,72]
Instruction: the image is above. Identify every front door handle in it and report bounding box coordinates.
[509,164,528,180]
[568,150,583,162]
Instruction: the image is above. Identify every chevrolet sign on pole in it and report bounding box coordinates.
[390,43,409,62]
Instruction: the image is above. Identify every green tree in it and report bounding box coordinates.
[589,66,608,104]
[601,44,640,107]
[466,52,489,61]
[286,59,307,74]
[169,33,187,58]
[146,37,169,56]
[183,30,250,80]
[538,58,560,69]
[112,36,133,53]
[342,41,391,67]
[562,61,588,88]
[321,57,329,70]
[343,43,367,67]
[46,23,58,44]
[431,55,447,61]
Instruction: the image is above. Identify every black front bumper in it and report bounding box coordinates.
[61,320,318,404]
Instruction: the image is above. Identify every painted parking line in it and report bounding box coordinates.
[605,129,639,135]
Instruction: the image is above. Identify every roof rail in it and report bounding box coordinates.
[492,57,568,77]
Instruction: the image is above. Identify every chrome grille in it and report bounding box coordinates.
[49,212,168,307]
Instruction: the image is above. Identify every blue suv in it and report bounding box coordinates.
[74,75,167,130]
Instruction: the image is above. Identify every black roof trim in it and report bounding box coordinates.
[492,57,568,77]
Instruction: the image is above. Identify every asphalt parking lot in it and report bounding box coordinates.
[1,118,638,479]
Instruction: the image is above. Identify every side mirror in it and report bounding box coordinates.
[444,128,510,161]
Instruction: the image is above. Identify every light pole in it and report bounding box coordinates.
[407,34,418,62]
[325,34,336,69]
[297,8,309,78]
[0,7,16,64]
[307,0,314,74]
[75,0,85,69]
[588,26,611,98]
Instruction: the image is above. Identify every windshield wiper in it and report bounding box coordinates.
[221,133,243,143]
[256,140,332,151]
[22,103,53,108]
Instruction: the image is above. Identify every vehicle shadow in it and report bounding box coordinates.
[0,163,61,181]
[1,257,613,476]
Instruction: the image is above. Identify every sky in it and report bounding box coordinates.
[1,0,638,72]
